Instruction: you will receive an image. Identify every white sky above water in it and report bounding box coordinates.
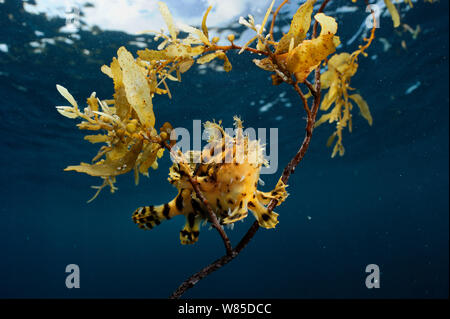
[22,0,411,49]
[23,0,276,35]
[21,0,416,43]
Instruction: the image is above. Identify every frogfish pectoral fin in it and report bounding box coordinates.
[180,213,202,245]
[257,178,288,206]
[248,199,279,229]
[222,201,248,224]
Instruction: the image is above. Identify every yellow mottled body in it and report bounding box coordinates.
[132,118,288,244]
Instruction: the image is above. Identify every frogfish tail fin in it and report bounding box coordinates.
[132,190,186,230]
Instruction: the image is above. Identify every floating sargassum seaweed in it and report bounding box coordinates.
[253,0,340,83]
[132,118,288,244]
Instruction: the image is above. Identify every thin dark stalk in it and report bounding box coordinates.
[169,0,332,299]
[169,74,321,300]
[312,0,331,38]
[269,0,289,41]
[204,44,268,56]
[162,141,233,256]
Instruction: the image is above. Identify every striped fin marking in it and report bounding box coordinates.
[132,190,188,230]
[132,206,162,230]
[247,199,279,229]
[179,212,202,245]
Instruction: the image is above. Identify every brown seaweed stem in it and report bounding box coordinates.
[169,82,320,300]
[169,0,331,299]
[161,141,233,256]
[204,44,269,56]
[269,0,289,41]
[169,64,321,300]
[312,0,331,38]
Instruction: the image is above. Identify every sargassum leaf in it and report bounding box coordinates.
[285,13,338,82]
[256,0,275,51]
[253,58,275,71]
[320,70,334,90]
[349,94,372,125]
[177,22,210,46]
[314,113,332,127]
[101,65,113,78]
[275,0,316,54]
[137,48,170,61]
[56,106,78,119]
[320,81,339,111]
[197,52,220,64]
[110,57,131,120]
[65,140,143,177]
[84,134,109,144]
[158,2,177,40]
[137,142,161,174]
[56,84,78,108]
[178,58,195,73]
[384,0,400,28]
[166,44,205,59]
[117,46,155,128]
[326,132,337,148]
[315,12,338,36]
[221,54,232,72]
[202,6,212,39]
[86,92,99,114]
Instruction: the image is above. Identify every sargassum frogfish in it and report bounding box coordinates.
[132,117,288,244]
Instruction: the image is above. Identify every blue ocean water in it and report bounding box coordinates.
[0,0,448,298]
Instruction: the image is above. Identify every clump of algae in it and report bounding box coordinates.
[252,0,340,83]
[315,9,377,158]
[55,2,239,202]
[56,46,168,202]
[314,52,372,157]
[55,0,377,201]
[54,2,206,201]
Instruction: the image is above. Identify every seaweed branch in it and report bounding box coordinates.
[169,0,331,299]
[161,141,233,256]
[54,0,383,299]
[269,0,289,41]
[169,62,321,300]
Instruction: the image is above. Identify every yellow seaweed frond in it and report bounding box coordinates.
[312,4,378,157]
[201,6,212,40]
[256,0,276,51]
[55,45,166,200]
[84,134,109,144]
[315,51,371,157]
[54,0,379,201]
[197,51,231,72]
[177,22,211,46]
[56,84,78,109]
[384,0,401,28]
[197,52,220,64]
[117,46,155,128]
[65,140,144,177]
[56,0,217,201]
[158,1,177,41]
[284,13,339,82]
[253,8,339,83]
[275,0,316,54]
[349,94,372,126]
[87,177,118,203]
